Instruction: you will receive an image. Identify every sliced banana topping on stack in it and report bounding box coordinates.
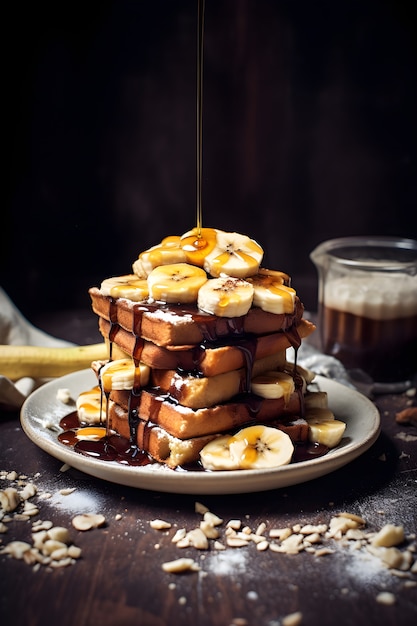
[99,358,150,393]
[198,276,254,317]
[305,407,346,448]
[133,235,188,277]
[251,371,295,402]
[180,227,219,266]
[203,230,263,278]
[200,425,294,470]
[100,275,149,301]
[147,263,208,303]
[104,227,297,315]
[76,386,106,425]
[249,269,296,315]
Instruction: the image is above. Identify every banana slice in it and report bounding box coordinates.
[251,371,295,402]
[147,263,208,303]
[307,419,346,448]
[75,426,107,441]
[197,276,254,317]
[305,407,346,448]
[134,236,188,276]
[100,275,149,301]
[203,230,264,278]
[305,407,335,422]
[76,386,106,425]
[304,391,329,410]
[230,425,294,469]
[200,425,294,470]
[99,358,150,393]
[248,269,296,314]
[199,435,241,470]
[180,227,219,267]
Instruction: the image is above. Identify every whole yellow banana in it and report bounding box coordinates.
[0,343,108,380]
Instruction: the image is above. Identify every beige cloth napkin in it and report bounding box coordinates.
[0,287,73,409]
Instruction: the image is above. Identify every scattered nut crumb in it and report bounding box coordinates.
[195,501,209,515]
[56,388,72,404]
[72,513,106,531]
[150,519,172,530]
[161,557,201,573]
[395,432,417,442]
[376,591,396,605]
[59,488,77,496]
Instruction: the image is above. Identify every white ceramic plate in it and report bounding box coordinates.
[20,370,380,495]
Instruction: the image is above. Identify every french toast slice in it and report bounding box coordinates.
[98,317,315,377]
[109,400,309,467]
[110,387,303,439]
[89,287,305,347]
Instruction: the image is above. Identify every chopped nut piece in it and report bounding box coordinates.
[376,591,396,605]
[195,502,209,515]
[327,516,360,538]
[226,519,242,530]
[22,501,39,517]
[161,557,201,573]
[67,545,82,559]
[72,513,106,531]
[269,527,292,541]
[59,488,77,496]
[0,488,21,512]
[227,536,250,548]
[313,548,335,557]
[280,534,304,554]
[300,524,328,535]
[172,528,187,543]
[337,512,366,525]
[200,520,220,539]
[371,524,405,548]
[19,483,37,500]
[185,528,209,550]
[303,532,322,545]
[42,539,67,556]
[47,526,71,544]
[0,540,32,559]
[32,520,53,532]
[203,511,223,526]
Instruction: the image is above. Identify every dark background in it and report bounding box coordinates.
[2,0,416,319]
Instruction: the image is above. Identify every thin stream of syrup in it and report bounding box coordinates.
[196,0,205,237]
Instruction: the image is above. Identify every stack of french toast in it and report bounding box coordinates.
[79,227,345,469]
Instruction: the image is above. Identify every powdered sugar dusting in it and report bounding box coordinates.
[204,548,248,576]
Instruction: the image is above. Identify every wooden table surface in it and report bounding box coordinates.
[1,309,416,626]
